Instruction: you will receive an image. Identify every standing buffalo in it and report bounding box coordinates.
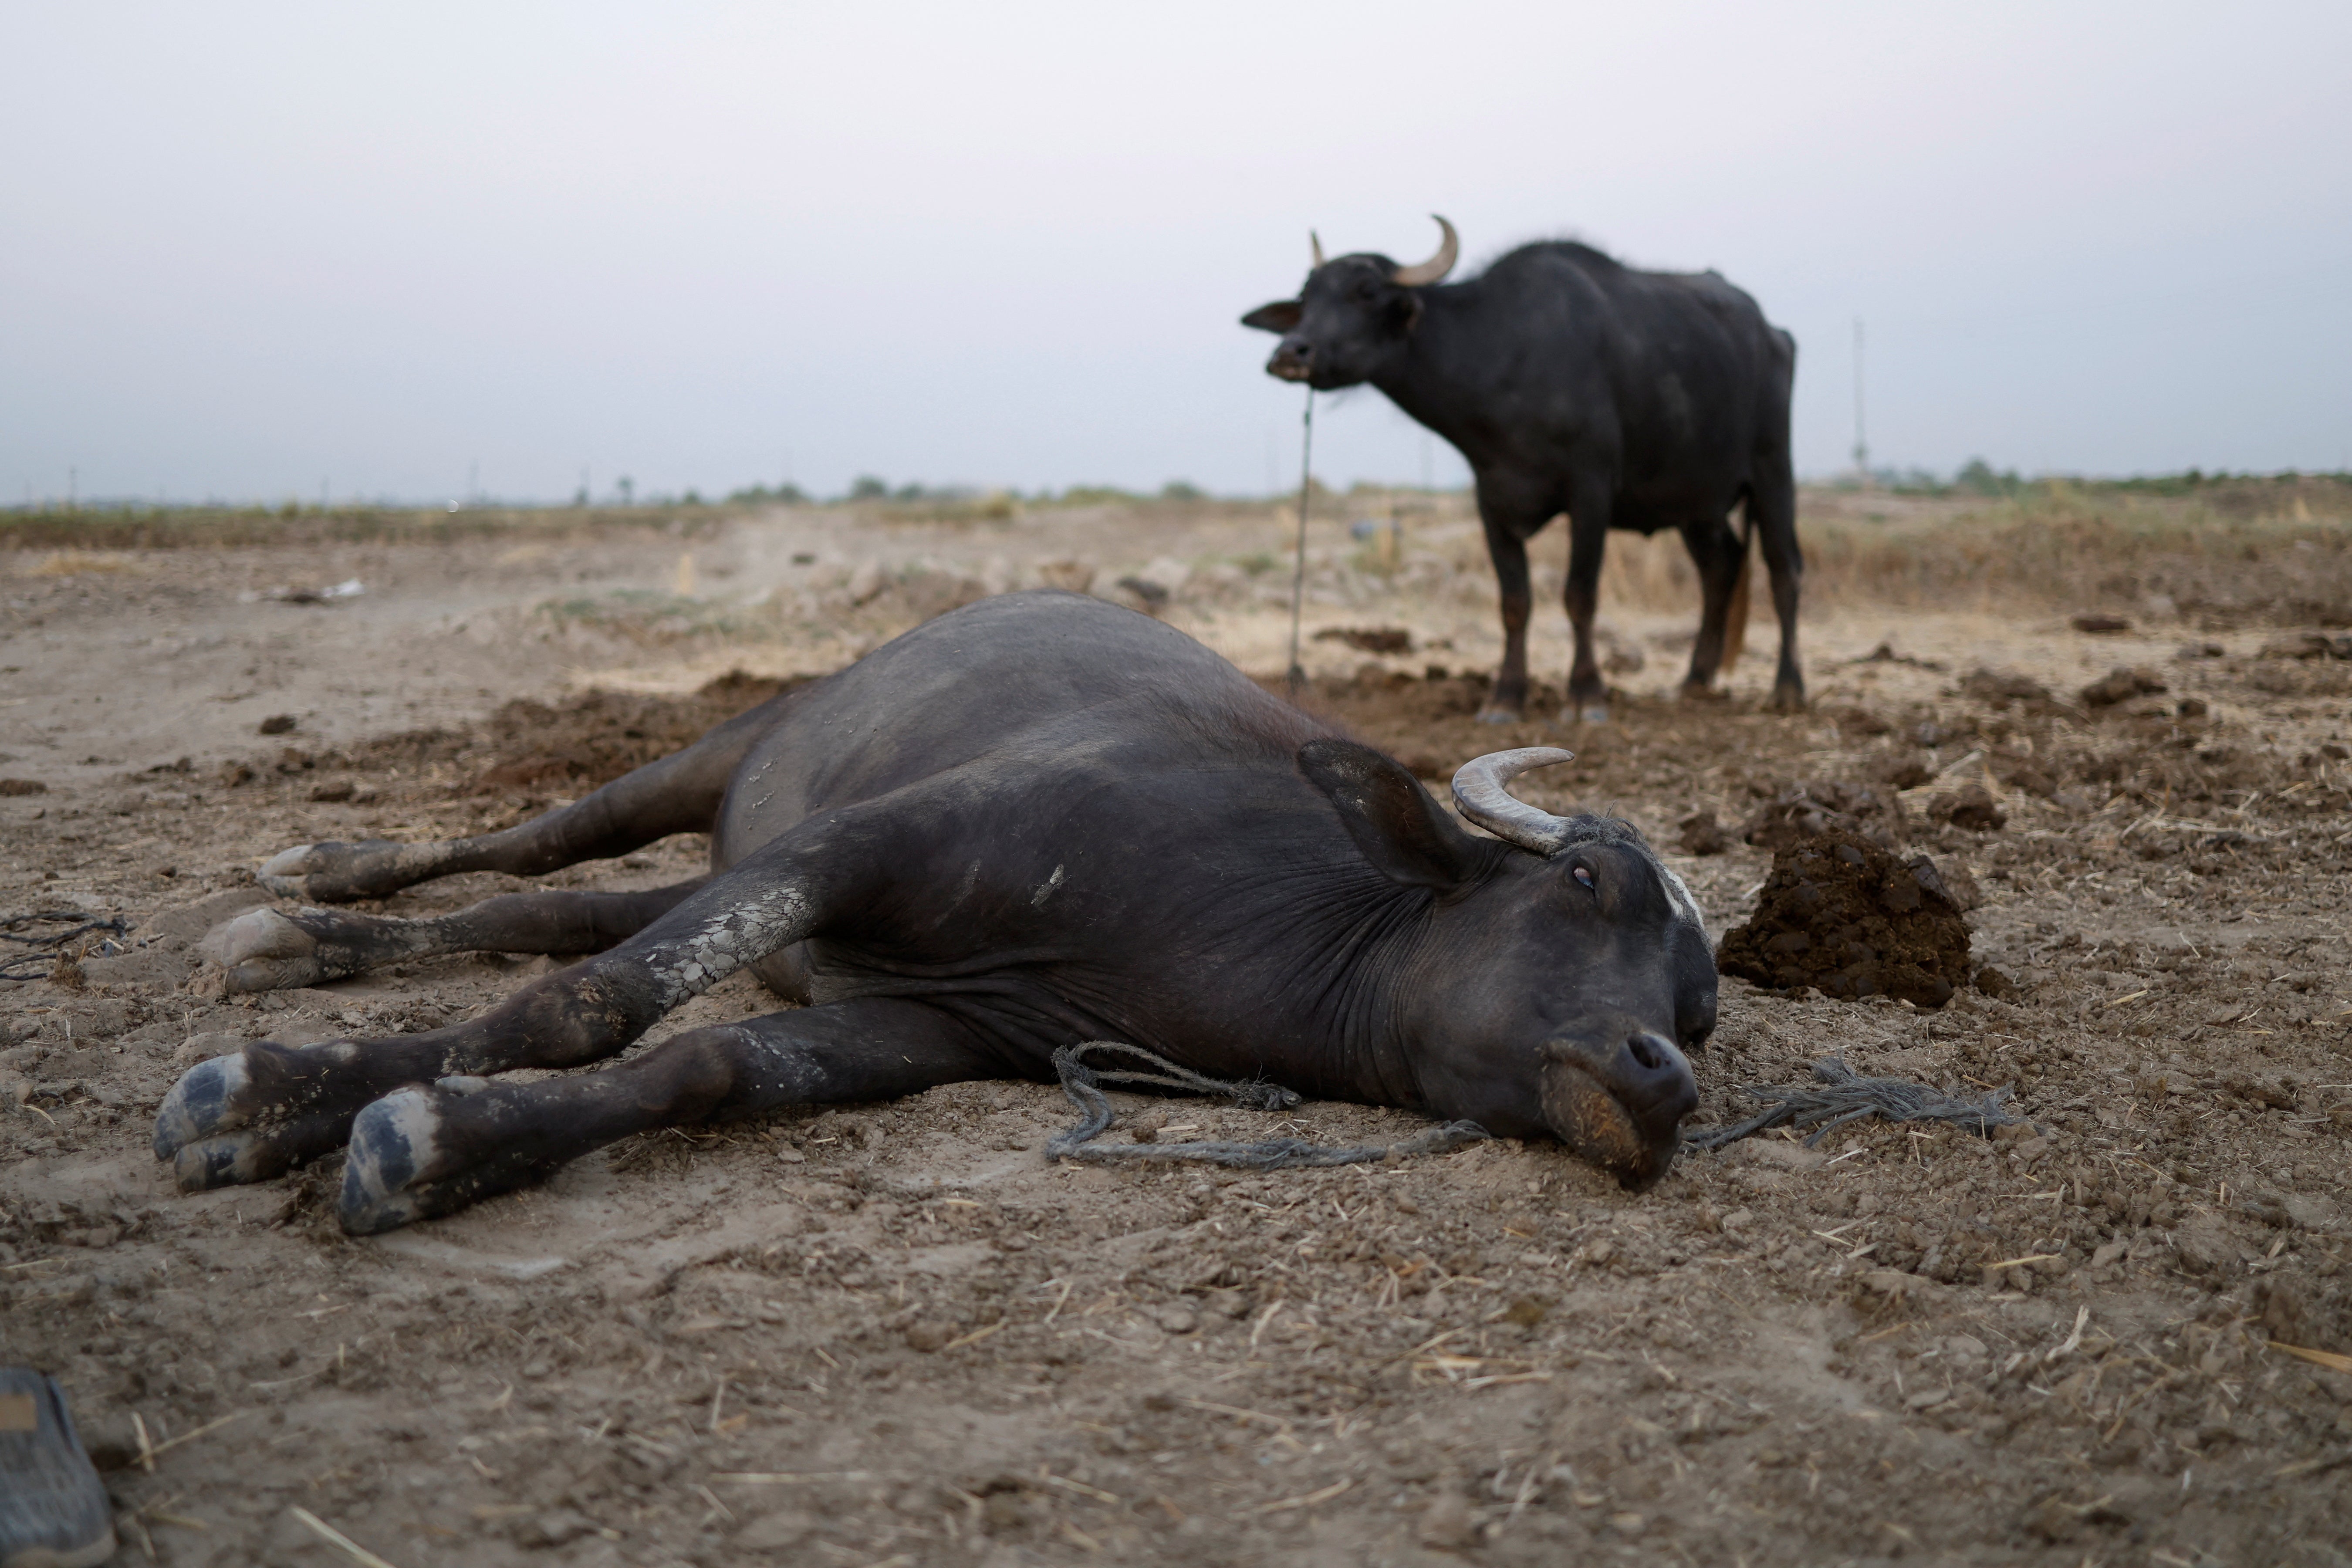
[160,592,1711,1233]
[1243,217,1803,722]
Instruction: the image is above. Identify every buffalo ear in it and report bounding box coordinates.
[1241,300,1303,333]
[1298,738,1484,889]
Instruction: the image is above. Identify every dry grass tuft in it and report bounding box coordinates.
[23,549,148,576]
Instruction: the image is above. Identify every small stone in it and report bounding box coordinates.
[2173,1220,2239,1277]
[1735,1139,1828,1173]
[1149,1304,1199,1335]
[514,1509,598,1548]
[733,1507,817,1551]
[904,1322,952,1353]
[257,714,298,736]
[1418,1490,1476,1549]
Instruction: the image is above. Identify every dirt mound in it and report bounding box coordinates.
[464,672,803,794]
[1716,828,1972,1007]
[339,669,807,798]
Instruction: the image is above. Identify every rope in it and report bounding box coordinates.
[1046,1041,1488,1170]
[1683,1056,2029,1152]
[1284,386,1315,696]
[0,911,130,981]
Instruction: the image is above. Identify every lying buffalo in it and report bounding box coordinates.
[1243,217,1803,722]
[159,592,1711,1232]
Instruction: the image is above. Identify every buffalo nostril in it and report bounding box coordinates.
[1612,1032,1696,1126]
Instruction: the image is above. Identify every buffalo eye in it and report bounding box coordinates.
[1352,280,1380,304]
[1572,864,1595,891]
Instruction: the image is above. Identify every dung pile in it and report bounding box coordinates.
[1716,828,1973,1007]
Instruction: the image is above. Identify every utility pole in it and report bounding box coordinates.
[1851,318,1870,485]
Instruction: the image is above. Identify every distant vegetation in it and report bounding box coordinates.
[5,471,2345,555]
[1829,458,2352,500]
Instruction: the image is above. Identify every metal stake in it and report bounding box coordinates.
[1285,387,1315,695]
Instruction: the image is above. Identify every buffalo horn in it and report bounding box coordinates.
[1389,214,1459,287]
[1452,747,1575,853]
[1310,229,1325,269]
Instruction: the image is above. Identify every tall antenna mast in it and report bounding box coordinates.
[1851,318,1869,484]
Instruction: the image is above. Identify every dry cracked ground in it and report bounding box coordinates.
[3,488,2352,1567]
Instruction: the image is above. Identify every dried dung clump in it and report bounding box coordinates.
[1716,828,1972,1007]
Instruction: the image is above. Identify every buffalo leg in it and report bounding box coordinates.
[253,689,790,902]
[1560,481,1613,723]
[154,821,858,1190]
[1476,505,1536,723]
[200,880,709,994]
[339,999,1002,1233]
[1751,461,1805,710]
[1678,511,1748,695]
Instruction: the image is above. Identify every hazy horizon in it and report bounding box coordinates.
[7,3,2348,507]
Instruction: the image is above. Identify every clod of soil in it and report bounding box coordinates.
[1678,808,1730,855]
[1742,779,1903,853]
[1716,828,1973,1007]
[1960,667,2051,706]
[2080,665,2167,706]
[2259,631,2352,661]
[1312,625,1415,655]
[1930,781,2007,831]
[2072,613,2133,634]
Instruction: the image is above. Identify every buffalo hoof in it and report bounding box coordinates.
[339,1088,444,1234]
[199,907,342,994]
[154,1039,381,1185]
[257,840,417,902]
[1562,703,1610,726]
[1473,706,1524,726]
[168,1112,357,1192]
[152,1051,252,1160]
[1770,683,1807,714]
[341,1082,533,1235]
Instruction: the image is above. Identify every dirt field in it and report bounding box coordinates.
[4,482,2352,1567]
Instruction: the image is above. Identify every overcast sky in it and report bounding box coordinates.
[6,2,2348,505]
